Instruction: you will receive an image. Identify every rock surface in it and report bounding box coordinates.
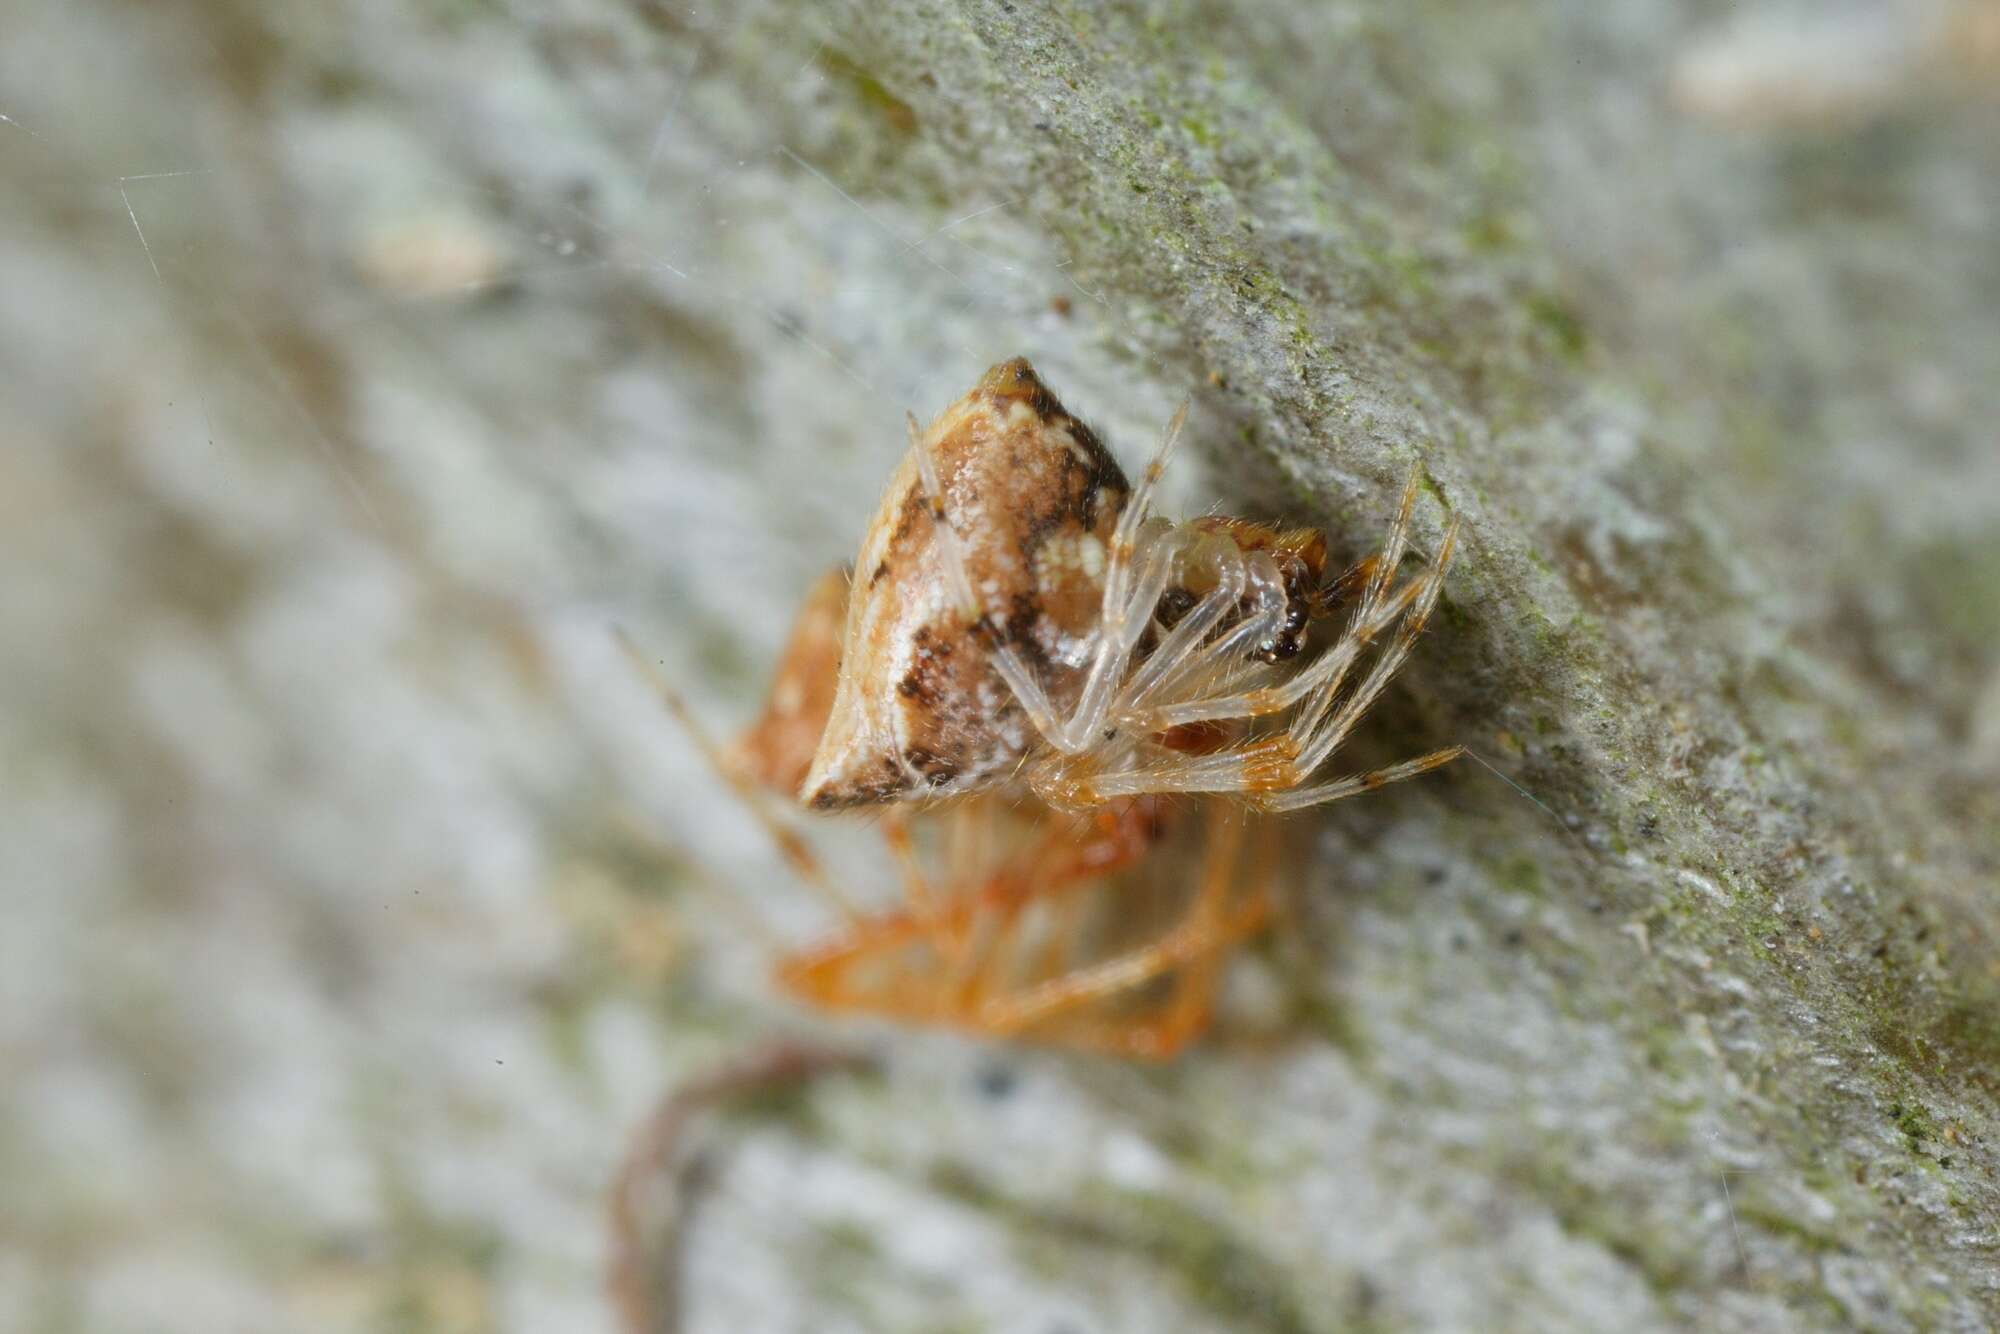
[4,2,1998,1331]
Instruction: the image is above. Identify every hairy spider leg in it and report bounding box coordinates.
[1036,470,1464,810]
[771,797,1169,1010]
[1258,742,1466,813]
[619,612,1055,945]
[1055,399,1189,752]
[1018,536,1289,811]
[1058,556,1456,806]
[770,796,1280,1058]
[1114,466,1432,738]
[1104,513,1462,808]
[1117,559,1432,736]
[1056,811,1283,1059]
[939,799,1183,1016]
[878,806,935,918]
[1269,518,1464,799]
[623,585,1197,1027]
[970,802,1275,1060]
[1113,531,1254,707]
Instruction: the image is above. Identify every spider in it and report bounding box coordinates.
[629,566,1273,1061]
[626,357,1456,1059]
[800,356,1463,817]
[607,360,1466,1334]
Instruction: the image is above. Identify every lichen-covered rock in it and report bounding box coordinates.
[3,1,1997,1331]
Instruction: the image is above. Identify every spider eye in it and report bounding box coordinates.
[1156,587,1196,628]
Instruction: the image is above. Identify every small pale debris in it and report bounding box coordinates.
[355,212,506,298]
[1100,1129,1172,1191]
[1669,8,1919,131]
[1677,867,1731,905]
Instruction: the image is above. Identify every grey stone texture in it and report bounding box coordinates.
[4,2,1998,1330]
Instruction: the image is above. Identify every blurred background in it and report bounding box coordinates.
[3,2,1997,1331]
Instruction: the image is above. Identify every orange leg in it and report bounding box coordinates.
[978,895,1271,1059]
[774,797,1174,1009]
[970,808,1267,1056]
[879,806,935,919]
[1028,874,1093,989]
[777,801,1274,1060]
[625,579,1271,1059]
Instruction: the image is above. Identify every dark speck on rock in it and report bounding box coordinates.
[976,1063,1018,1100]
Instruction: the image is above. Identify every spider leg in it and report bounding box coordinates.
[879,801,992,988]
[879,806,935,919]
[942,865,1034,1014]
[616,628,865,921]
[989,881,1268,1060]
[1256,745,1465,813]
[1120,548,1285,713]
[1053,809,1281,1059]
[1284,515,1460,782]
[1027,551,1272,811]
[1122,570,1431,735]
[1055,532,1181,751]
[1111,539,1248,710]
[774,911,933,1013]
[1059,569,1434,800]
[1361,465,1423,612]
[970,806,1268,1054]
[935,798,1000,964]
[773,799,1171,1025]
[1115,805,1252,1057]
[1028,876,1094,988]
[1287,466,1425,743]
[1038,500,1459,806]
[935,799,1170,1014]
[1053,400,1189,752]
[1011,799,1176,987]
